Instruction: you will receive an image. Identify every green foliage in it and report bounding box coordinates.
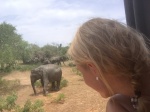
[34,80,42,87]
[60,78,68,89]
[41,44,58,58]
[15,64,40,71]
[54,93,65,103]
[19,41,32,64]
[2,66,13,73]
[0,93,44,112]
[72,67,82,76]
[0,97,6,111]
[22,100,32,112]
[31,100,44,111]
[0,22,69,72]
[0,92,17,111]
[21,43,42,64]
[47,94,51,98]
[0,22,26,71]
[41,43,69,58]
[5,92,18,110]
[0,77,20,95]
[59,46,69,56]
[20,99,44,112]
[68,62,76,67]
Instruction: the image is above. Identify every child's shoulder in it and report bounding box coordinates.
[106,94,136,112]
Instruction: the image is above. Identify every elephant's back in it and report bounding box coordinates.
[40,64,58,70]
[44,64,62,81]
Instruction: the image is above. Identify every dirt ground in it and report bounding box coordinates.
[3,65,108,112]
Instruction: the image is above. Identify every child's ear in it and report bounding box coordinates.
[87,63,98,74]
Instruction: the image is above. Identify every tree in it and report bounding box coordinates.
[41,44,58,58]
[0,22,23,70]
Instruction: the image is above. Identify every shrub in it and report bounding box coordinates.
[31,100,44,111]
[15,64,40,72]
[72,67,82,76]
[5,92,18,111]
[60,78,68,89]
[0,96,6,112]
[68,62,76,67]
[22,99,32,112]
[53,93,65,103]
[21,99,44,112]
[0,77,20,95]
[47,93,51,98]
[0,92,17,111]
[34,80,42,87]
[0,93,45,112]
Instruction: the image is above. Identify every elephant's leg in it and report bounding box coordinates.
[31,81,37,95]
[51,82,55,91]
[41,79,44,87]
[30,77,37,95]
[56,80,61,91]
[43,79,49,96]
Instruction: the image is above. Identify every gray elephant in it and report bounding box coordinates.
[43,58,51,65]
[50,56,61,65]
[30,64,62,95]
[50,55,68,65]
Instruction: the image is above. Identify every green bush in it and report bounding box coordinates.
[6,93,18,111]
[0,92,17,111]
[68,62,76,67]
[54,93,65,103]
[0,93,45,112]
[0,77,20,95]
[34,80,42,87]
[60,78,68,89]
[0,97,6,112]
[72,67,82,76]
[2,66,13,73]
[47,94,51,98]
[22,99,32,112]
[21,99,44,112]
[15,64,40,72]
[0,64,40,73]
[31,100,44,111]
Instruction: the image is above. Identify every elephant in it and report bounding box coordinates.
[43,58,51,65]
[30,64,62,95]
[50,56,62,65]
[50,55,69,65]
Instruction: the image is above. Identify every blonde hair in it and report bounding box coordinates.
[68,18,150,112]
